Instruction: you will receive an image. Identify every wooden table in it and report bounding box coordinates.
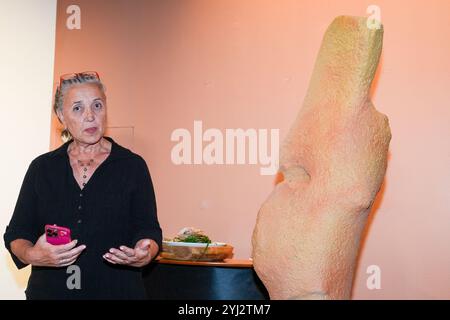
[155,257,254,267]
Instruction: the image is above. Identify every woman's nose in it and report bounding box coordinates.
[84,107,95,121]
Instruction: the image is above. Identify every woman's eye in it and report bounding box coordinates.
[94,102,103,109]
[73,105,81,112]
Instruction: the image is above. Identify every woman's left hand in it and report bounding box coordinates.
[103,239,155,267]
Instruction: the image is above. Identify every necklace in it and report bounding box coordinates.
[77,158,94,188]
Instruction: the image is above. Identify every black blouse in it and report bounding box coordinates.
[3,136,162,299]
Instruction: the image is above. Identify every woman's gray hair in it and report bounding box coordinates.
[53,72,106,141]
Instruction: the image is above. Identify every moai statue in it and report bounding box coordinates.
[252,16,391,299]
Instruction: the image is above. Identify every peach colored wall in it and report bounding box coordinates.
[51,0,450,299]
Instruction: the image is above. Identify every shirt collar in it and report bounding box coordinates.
[51,136,134,161]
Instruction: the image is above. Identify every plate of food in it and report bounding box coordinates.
[161,227,233,261]
[163,241,227,247]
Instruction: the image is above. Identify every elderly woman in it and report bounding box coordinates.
[3,71,162,299]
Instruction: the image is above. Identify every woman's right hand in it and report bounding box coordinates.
[25,233,86,267]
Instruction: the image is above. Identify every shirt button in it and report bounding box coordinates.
[79,193,83,197]
[77,219,82,224]
[78,205,82,210]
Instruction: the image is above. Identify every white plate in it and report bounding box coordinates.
[163,241,227,247]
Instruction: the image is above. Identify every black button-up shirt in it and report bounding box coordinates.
[3,136,162,299]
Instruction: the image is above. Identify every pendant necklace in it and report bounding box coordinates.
[78,158,94,188]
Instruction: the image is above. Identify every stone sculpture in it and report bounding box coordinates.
[252,16,391,300]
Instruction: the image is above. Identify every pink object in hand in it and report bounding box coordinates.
[45,224,72,245]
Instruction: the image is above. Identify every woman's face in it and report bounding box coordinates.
[57,83,107,144]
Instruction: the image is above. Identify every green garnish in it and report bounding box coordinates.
[181,234,211,243]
